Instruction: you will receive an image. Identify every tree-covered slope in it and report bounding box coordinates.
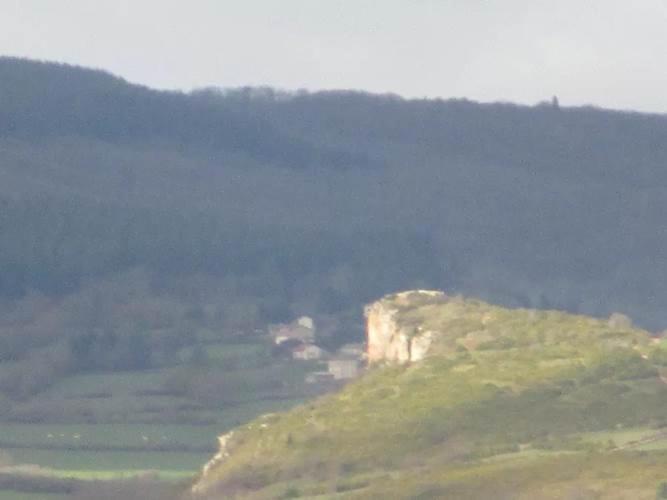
[3,57,667,331]
[0,57,367,169]
[192,292,667,499]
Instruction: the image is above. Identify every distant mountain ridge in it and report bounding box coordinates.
[0,57,368,170]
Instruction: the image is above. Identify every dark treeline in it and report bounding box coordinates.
[0,58,369,170]
[0,195,439,311]
[1,55,667,344]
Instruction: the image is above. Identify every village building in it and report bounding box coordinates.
[328,358,361,380]
[291,344,328,361]
[338,343,366,360]
[269,316,315,345]
[305,371,335,384]
[296,316,314,329]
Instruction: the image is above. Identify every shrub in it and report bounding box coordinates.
[650,349,667,366]
[477,336,516,350]
[282,486,301,498]
[335,478,369,492]
[657,481,667,499]
[608,312,633,329]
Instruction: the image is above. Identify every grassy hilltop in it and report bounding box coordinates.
[194,292,667,499]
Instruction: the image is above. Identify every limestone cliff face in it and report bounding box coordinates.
[365,290,445,364]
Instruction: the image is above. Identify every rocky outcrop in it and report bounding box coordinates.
[191,431,234,496]
[365,290,445,364]
[192,291,447,496]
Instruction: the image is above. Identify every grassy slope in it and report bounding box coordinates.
[195,295,667,499]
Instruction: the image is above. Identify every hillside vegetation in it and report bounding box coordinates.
[4,57,667,495]
[193,293,667,499]
[3,57,667,333]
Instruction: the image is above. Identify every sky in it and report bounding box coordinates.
[2,0,667,113]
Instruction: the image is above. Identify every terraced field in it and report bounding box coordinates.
[0,340,321,498]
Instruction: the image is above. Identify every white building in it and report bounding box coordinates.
[328,358,360,380]
[305,371,335,384]
[269,323,315,345]
[338,343,366,360]
[297,316,314,330]
[292,344,327,361]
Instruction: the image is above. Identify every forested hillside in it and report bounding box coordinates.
[2,56,667,497]
[2,55,667,340]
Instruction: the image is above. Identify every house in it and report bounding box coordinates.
[269,320,315,345]
[291,344,328,361]
[305,371,335,384]
[338,343,366,360]
[296,316,314,329]
[328,358,361,380]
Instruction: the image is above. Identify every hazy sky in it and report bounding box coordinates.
[2,0,667,113]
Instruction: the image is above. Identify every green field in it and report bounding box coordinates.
[0,402,306,482]
[0,423,219,450]
[5,447,208,474]
[0,341,322,498]
[0,492,67,500]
